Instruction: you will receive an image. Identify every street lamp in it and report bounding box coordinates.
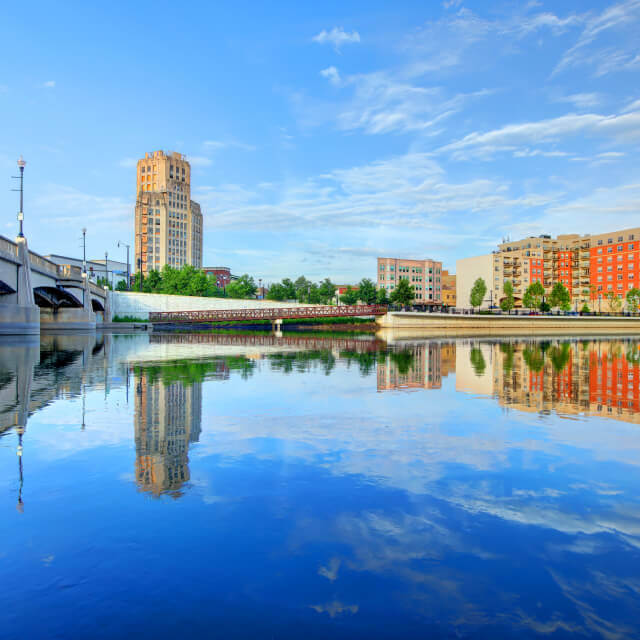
[13,156,26,238]
[258,278,262,299]
[117,240,131,290]
[82,227,87,276]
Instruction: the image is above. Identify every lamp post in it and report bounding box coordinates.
[13,156,26,237]
[258,278,262,300]
[82,228,87,276]
[117,241,130,290]
[105,251,109,288]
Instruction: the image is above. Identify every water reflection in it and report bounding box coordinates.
[2,331,640,639]
[456,338,640,423]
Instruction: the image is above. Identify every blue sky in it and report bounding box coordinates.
[1,0,639,283]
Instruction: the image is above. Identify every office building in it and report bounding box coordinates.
[134,151,203,276]
[377,257,443,304]
[203,266,232,289]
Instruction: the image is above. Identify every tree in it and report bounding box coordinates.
[390,278,414,307]
[358,278,377,305]
[226,274,257,299]
[499,280,515,313]
[469,277,487,311]
[340,286,360,305]
[626,287,640,313]
[523,282,544,310]
[318,278,336,305]
[376,287,389,305]
[580,303,590,314]
[266,283,287,301]
[293,276,310,301]
[95,276,112,290]
[549,282,571,311]
[606,291,623,313]
[115,279,128,292]
[307,283,322,304]
[282,278,297,300]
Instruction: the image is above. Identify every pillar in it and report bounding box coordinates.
[15,237,35,306]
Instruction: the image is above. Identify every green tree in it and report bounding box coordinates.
[115,279,128,291]
[580,303,590,313]
[95,276,112,290]
[549,282,571,311]
[626,287,640,313]
[469,277,487,310]
[266,283,287,301]
[282,278,297,300]
[307,283,322,304]
[499,280,515,313]
[318,278,336,304]
[522,345,545,372]
[499,343,515,374]
[226,274,257,299]
[606,291,623,313]
[340,286,360,305]
[376,287,389,305]
[390,278,414,307]
[523,282,545,310]
[293,276,310,301]
[358,278,377,305]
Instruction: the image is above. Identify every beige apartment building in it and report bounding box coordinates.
[134,151,203,276]
[441,270,456,307]
[377,257,443,304]
[457,226,640,309]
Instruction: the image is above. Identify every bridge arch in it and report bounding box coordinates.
[33,286,83,310]
[91,298,105,312]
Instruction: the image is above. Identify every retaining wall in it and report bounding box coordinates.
[110,291,315,320]
[376,312,640,336]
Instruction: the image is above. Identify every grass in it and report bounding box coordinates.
[112,314,148,323]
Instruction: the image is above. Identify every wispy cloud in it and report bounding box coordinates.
[320,66,341,86]
[555,92,602,109]
[41,80,56,88]
[202,139,256,151]
[554,0,640,76]
[438,109,640,160]
[188,155,212,167]
[312,27,361,52]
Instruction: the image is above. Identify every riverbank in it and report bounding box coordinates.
[376,311,640,336]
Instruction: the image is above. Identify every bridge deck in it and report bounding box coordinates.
[149,304,387,324]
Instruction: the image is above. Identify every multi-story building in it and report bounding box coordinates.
[134,151,203,276]
[458,227,640,309]
[441,270,456,307]
[456,254,494,309]
[203,266,232,289]
[377,257,443,304]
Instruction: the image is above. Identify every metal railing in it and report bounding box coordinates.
[149,304,387,324]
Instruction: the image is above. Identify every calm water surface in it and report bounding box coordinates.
[2,331,640,639]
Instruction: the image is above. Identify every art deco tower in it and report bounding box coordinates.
[134,150,203,275]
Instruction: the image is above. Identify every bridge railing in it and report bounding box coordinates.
[0,235,18,259]
[149,304,387,324]
[28,252,60,276]
[56,263,83,279]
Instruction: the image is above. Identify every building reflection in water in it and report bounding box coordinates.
[456,338,640,423]
[134,371,204,497]
[376,342,456,390]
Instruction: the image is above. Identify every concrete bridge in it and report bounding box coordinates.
[0,234,109,334]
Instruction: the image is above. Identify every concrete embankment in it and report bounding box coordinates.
[375,312,640,336]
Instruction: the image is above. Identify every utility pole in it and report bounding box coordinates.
[12,156,26,237]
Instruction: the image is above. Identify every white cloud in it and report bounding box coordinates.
[556,93,602,109]
[312,27,361,52]
[202,139,256,152]
[442,0,462,8]
[438,109,640,159]
[119,158,137,168]
[42,80,56,88]
[554,0,640,76]
[188,155,212,167]
[320,66,341,86]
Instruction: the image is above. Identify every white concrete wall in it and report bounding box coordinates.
[456,254,494,309]
[110,291,317,319]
